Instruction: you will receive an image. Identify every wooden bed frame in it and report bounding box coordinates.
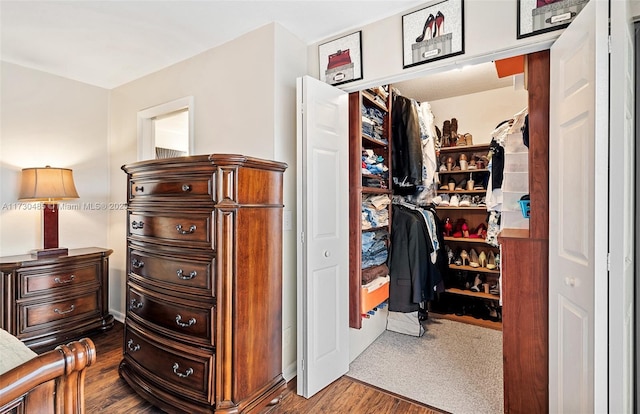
[0,338,96,414]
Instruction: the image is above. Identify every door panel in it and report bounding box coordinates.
[608,1,635,412]
[549,0,609,412]
[296,75,349,398]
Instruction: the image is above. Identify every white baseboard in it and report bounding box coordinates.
[111,309,125,323]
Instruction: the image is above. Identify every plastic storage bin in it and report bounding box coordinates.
[519,199,531,218]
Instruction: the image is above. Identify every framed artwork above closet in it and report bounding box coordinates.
[516,0,589,38]
[318,31,363,86]
[401,0,464,69]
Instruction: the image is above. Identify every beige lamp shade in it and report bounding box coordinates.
[18,166,80,202]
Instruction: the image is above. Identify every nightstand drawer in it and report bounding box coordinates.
[124,324,213,404]
[19,291,100,332]
[129,248,214,296]
[19,263,100,298]
[128,211,213,248]
[129,176,214,201]
[127,285,214,346]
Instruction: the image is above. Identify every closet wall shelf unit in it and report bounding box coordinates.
[348,85,393,329]
[432,142,502,330]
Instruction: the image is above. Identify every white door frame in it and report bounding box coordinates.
[137,96,195,160]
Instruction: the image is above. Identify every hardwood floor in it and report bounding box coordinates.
[85,321,445,413]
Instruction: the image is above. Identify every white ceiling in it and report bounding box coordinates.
[0,0,426,89]
[1,1,513,100]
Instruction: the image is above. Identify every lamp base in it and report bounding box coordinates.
[31,247,69,258]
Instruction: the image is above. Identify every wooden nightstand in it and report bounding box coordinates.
[0,247,114,352]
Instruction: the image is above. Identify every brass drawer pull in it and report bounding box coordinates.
[54,274,75,284]
[129,298,143,310]
[54,304,75,315]
[176,269,197,280]
[134,185,144,192]
[172,363,193,378]
[131,258,145,269]
[182,184,191,192]
[175,314,196,328]
[127,339,140,352]
[131,221,144,229]
[176,224,196,235]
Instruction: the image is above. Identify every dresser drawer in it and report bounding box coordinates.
[19,262,100,299]
[124,324,213,404]
[128,211,213,248]
[129,248,214,296]
[129,176,214,202]
[19,291,100,334]
[127,286,214,346]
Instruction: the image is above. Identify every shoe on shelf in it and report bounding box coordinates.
[452,218,466,237]
[450,118,459,144]
[469,222,487,238]
[442,120,451,147]
[469,249,480,267]
[445,245,454,264]
[439,193,450,206]
[446,156,455,171]
[449,194,460,207]
[459,153,468,170]
[455,178,467,191]
[478,250,487,267]
[459,249,469,266]
[470,273,483,292]
[443,217,453,237]
[459,195,471,207]
[461,221,470,238]
[489,281,501,295]
[486,251,497,270]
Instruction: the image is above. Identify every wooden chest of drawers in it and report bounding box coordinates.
[119,154,287,414]
[0,247,114,352]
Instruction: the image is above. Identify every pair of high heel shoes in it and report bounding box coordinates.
[415,11,445,43]
[443,218,469,238]
[453,248,498,270]
[443,219,487,239]
[468,249,498,270]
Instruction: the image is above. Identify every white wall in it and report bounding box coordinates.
[0,62,110,256]
[428,85,529,145]
[309,0,558,91]
[107,23,307,375]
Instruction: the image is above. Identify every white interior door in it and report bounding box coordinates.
[548,1,609,412]
[608,1,635,412]
[296,75,349,398]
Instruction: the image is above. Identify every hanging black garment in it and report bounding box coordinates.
[391,95,423,189]
[387,205,442,312]
[522,114,529,147]
[425,205,449,287]
[490,138,505,189]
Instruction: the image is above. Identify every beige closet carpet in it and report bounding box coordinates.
[347,318,503,414]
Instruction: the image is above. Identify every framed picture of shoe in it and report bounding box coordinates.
[517,0,590,38]
[402,0,464,69]
[318,31,363,86]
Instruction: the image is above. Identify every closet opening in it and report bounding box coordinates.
[346,51,549,414]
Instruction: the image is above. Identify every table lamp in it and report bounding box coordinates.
[18,166,79,257]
